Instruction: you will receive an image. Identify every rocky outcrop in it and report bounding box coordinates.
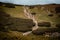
[38,22,51,27]
[32,28,60,35]
[0,11,35,32]
[56,24,60,28]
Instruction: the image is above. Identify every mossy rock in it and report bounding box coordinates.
[32,28,60,35]
[38,22,51,27]
[56,23,60,28]
[0,11,35,32]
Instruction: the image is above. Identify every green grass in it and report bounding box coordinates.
[30,7,60,27]
[0,6,60,40]
[0,6,27,18]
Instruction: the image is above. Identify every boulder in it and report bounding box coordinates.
[31,13,36,15]
[0,11,35,32]
[32,28,60,35]
[32,28,45,35]
[56,24,60,28]
[29,6,34,9]
[55,7,60,13]
[0,11,10,25]
[38,22,51,27]
[7,18,35,32]
[48,14,53,17]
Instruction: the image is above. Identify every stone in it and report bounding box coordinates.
[56,24,60,28]
[0,11,34,32]
[38,22,51,27]
[7,18,34,32]
[55,7,60,13]
[32,28,60,35]
[48,14,53,17]
[29,6,34,9]
[32,30,45,35]
[31,13,36,15]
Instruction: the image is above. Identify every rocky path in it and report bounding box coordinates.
[22,6,39,36]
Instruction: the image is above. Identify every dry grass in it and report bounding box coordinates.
[0,6,27,18]
[0,5,60,40]
[30,6,60,28]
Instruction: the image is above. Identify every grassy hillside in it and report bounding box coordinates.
[0,5,60,40]
[0,6,27,18]
[30,5,60,27]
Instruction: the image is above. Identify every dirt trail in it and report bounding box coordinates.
[22,6,39,36]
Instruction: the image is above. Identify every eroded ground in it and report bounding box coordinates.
[0,5,60,40]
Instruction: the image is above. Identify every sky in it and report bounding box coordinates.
[0,0,60,5]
